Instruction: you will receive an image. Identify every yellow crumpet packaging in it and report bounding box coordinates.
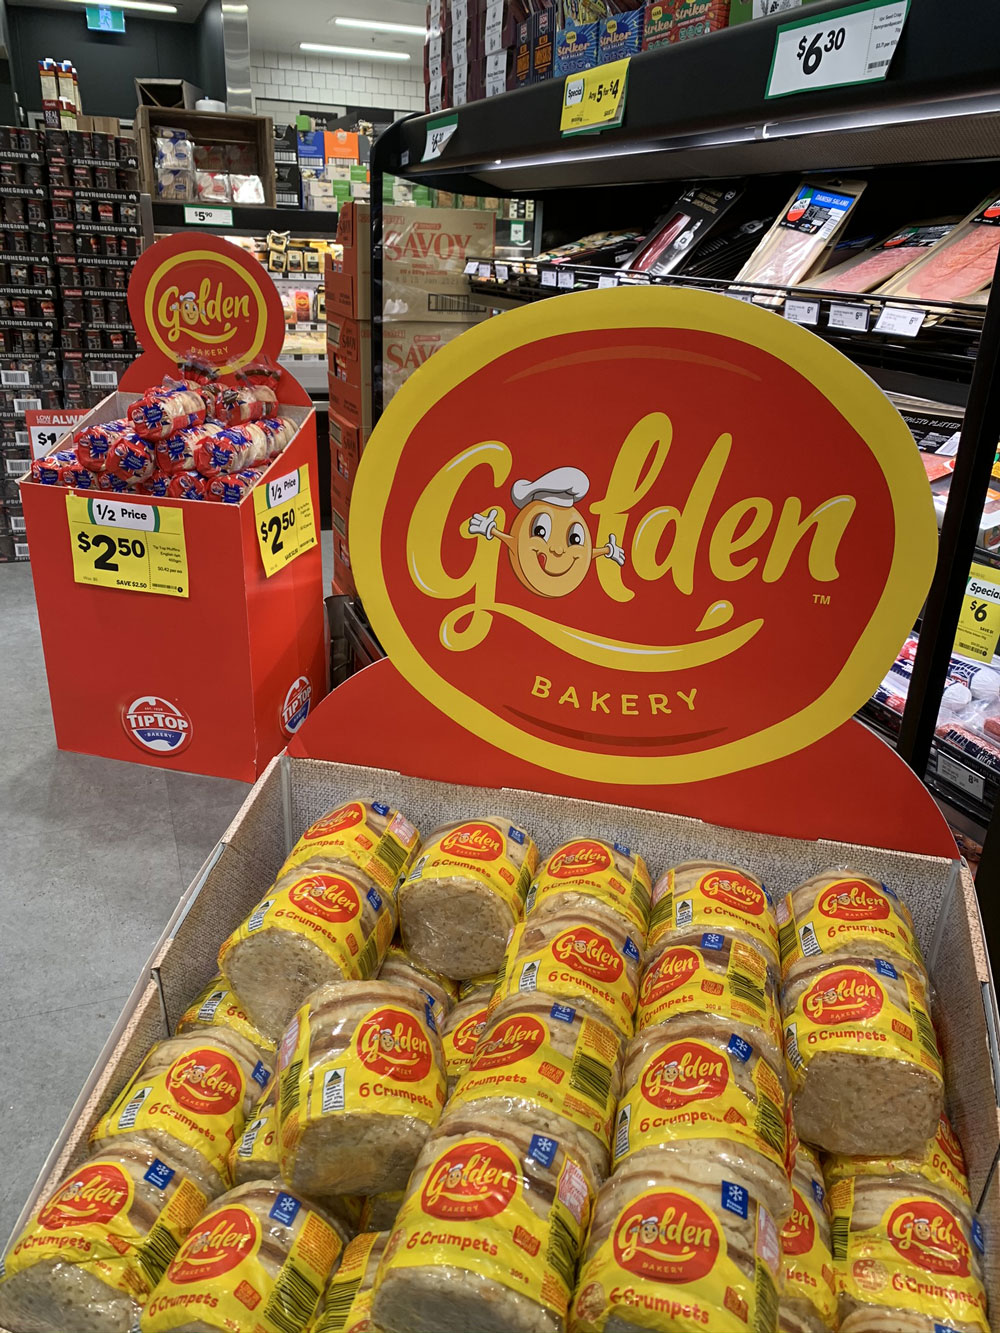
[570,1161,782,1333]
[280,797,421,892]
[458,972,499,1001]
[90,1031,271,1197]
[175,975,275,1061]
[493,908,642,1039]
[377,943,460,1019]
[829,1173,989,1332]
[441,996,490,1093]
[824,1113,972,1208]
[0,1149,207,1333]
[648,860,779,969]
[527,836,652,938]
[358,1193,403,1232]
[372,1127,595,1333]
[638,936,784,1076]
[229,1084,279,1188]
[780,1141,836,1331]
[218,860,397,1043]
[141,1181,344,1333]
[314,1230,387,1333]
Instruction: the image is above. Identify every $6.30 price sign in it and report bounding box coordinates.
[66,492,189,597]
[766,0,909,99]
[252,463,317,577]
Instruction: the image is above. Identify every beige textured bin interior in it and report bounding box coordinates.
[4,751,999,1318]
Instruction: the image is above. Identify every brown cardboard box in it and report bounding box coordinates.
[383,321,480,401]
[325,240,371,321]
[329,410,363,508]
[328,368,372,439]
[326,312,371,391]
[331,495,355,595]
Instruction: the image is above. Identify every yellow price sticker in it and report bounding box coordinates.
[560,57,630,137]
[955,563,1000,662]
[66,492,188,597]
[252,463,317,578]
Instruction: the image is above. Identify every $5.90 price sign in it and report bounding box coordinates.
[252,464,317,578]
[954,564,1000,663]
[560,57,630,136]
[66,493,188,597]
[766,0,909,99]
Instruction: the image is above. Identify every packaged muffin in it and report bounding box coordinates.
[823,1113,971,1208]
[648,860,779,969]
[778,869,926,986]
[441,995,490,1094]
[780,1141,836,1333]
[570,1153,782,1333]
[175,974,275,1061]
[314,1230,387,1333]
[218,860,397,1042]
[228,1084,279,1188]
[373,1120,595,1333]
[140,1181,345,1333]
[828,1170,989,1333]
[0,1148,207,1333]
[378,943,459,1020]
[638,936,784,1075]
[493,907,642,1039]
[90,1031,271,1197]
[398,817,538,979]
[527,836,651,938]
[613,1022,791,1222]
[443,995,624,1181]
[782,955,943,1155]
[277,980,447,1197]
[281,798,420,893]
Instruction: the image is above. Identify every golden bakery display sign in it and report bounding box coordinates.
[350,287,937,786]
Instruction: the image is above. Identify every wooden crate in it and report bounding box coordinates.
[135,105,276,207]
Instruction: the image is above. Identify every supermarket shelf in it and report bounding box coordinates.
[383,0,1000,192]
[151,202,340,236]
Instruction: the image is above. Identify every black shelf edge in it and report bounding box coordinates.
[150,202,341,236]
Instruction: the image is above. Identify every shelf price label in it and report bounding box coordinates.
[936,751,985,803]
[955,564,1000,663]
[828,302,870,331]
[25,408,87,459]
[874,304,926,337]
[766,0,909,99]
[183,206,233,227]
[784,298,820,325]
[66,493,188,597]
[561,57,630,136]
[252,464,317,578]
[422,114,458,162]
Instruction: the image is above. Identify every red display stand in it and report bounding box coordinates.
[21,233,327,780]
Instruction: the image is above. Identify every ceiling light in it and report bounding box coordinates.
[300,42,410,61]
[333,17,426,36]
[59,0,178,11]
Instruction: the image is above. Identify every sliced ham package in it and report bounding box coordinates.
[878,194,1000,302]
[812,220,957,294]
[734,178,866,290]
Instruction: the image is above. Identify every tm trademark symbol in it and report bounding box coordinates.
[813,593,831,606]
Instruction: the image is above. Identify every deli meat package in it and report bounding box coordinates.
[811,221,956,295]
[398,817,539,979]
[878,194,1000,303]
[733,179,865,290]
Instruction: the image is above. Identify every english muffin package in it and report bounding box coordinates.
[314,1230,388,1333]
[277,980,447,1197]
[218,860,397,1042]
[373,1121,595,1333]
[780,1140,837,1333]
[398,817,538,979]
[527,836,651,938]
[648,860,780,969]
[174,974,275,1061]
[90,1031,271,1197]
[140,1181,345,1333]
[441,994,491,1094]
[782,954,943,1155]
[280,797,421,892]
[0,1148,207,1333]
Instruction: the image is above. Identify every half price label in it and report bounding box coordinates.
[252,464,317,578]
[66,492,188,597]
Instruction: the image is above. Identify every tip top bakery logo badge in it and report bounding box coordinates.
[122,694,192,755]
[289,873,360,924]
[818,880,891,922]
[471,1015,546,1071]
[166,1049,242,1116]
[352,288,937,785]
[281,675,312,737]
[169,1207,258,1284]
[640,1040,729,1110]
[38,1163,130,1231]
[422,1141,518,1220]
[546,840,612,879]
[886,1201,970,1277]
[358,1007,434,1082]
[613,1191,721,1282]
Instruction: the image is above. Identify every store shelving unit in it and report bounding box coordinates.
[367,0,1000,902]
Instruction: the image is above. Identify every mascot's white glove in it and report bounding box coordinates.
[606,533,626,567]
[468,507,499,540]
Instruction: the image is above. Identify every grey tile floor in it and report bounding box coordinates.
[0,533,333,1244]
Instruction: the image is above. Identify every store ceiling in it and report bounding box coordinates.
[7,0,208,20]
[249,0,428,57]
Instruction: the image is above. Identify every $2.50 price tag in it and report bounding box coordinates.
[66,493,188,597]
[252,464,317,578]
[767,0,909,99]
[954,564,1000,663]
[561,57,630,136]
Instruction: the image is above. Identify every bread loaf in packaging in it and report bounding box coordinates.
[373,1120,595,1333]
[824,1113,971,1208]
[527,836,651,938]
[398,817,538,979]
[777,869,925,986]
[90,1031,272,1197]
[229,1084,279,1188]
[175,974,275,1062]
[280,797,420,893]
[441,995,491,1094]
[378,943,459,1020]
[314,1230,387,1333]
[828,1169,989,1332]
[638,935,784,1075]
[613,1022,791,1222]
[277,980,447,1197]
[0,1148,207,1333]
[782,954,943,1155]
[648,860,779,969]
[140,1181,346,1333]
[569,1153,782,1333]
[780,1141,837,1333]
[218,860,397,1042]
[442,994,624,1181]
[493,907,642,1039]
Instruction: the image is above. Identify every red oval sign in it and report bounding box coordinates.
[817,880,891,922]
[438,821,505,861]
[886,1199,970,1277]
[546,840,613,879]
[551,926,623,982]
[781,1189,816,1258]
[471,1014,547,1070]
[640,947,700,1005]
[165,1048,243,1115]
[640,1039,729,1109]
